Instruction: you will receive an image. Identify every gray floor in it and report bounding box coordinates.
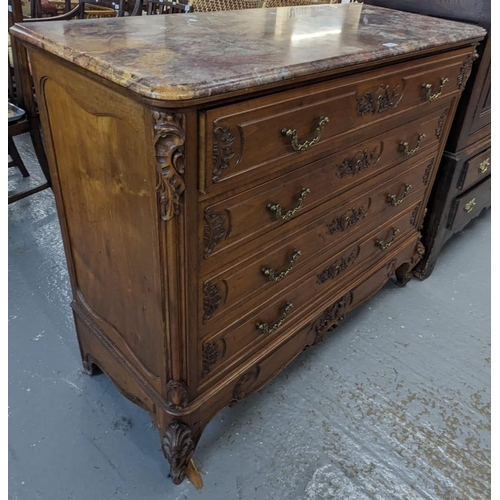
[9,135,490,500]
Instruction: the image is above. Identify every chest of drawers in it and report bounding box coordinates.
[11,4,485,484]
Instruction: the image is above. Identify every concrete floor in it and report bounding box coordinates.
[9,135,490,500]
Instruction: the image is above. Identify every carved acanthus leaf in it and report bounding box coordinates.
[153,112,186,221]
[165,381,189,410]
[316,247,360,285]
[161,421,194,485]
[457,50,479,89]
[357,84,403,115]
[204,208,230,257]
[213,126,236,183]
[202,339,226,377]
[326,201,370,235]
[336,144,383,178]
[203,281,223,323]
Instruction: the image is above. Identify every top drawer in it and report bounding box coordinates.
[202,47,473,196]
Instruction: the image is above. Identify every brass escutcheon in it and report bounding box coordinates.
[282,116,329,152]
[422,77,449,102]
[256,301,293,335]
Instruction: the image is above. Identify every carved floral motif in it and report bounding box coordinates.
[316,247,360,285]
[310,292,354,344]
[212,126,235,182]
[153,112,186,221]
[336,144,383,178]
[203,208,230,257]
[357,84,403,115]
[457,50,479,89]
[326,201,370,235]
[161,421,194,485]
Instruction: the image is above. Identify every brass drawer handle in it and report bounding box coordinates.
[387,184,412,206]
[261,249,301,282]
[376,228,400,250]
[478,158,490,174]
[400,133,426,158]
[256,301,293,335]
[422,77,449,102]
[464,198,476,213]
[282,116,329,152]
[267,187,310,221]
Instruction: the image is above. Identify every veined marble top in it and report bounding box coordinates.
[11,4,485,101]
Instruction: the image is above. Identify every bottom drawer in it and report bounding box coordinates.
[200,233,423,401]
[447,176,491,231]
[199,203,420,386]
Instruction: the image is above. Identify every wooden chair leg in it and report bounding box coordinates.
[29,126,51,185]
[8,136,30,178]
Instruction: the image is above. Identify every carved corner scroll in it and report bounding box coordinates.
[203,208,231,258]
[153,112,186,221]
[212,126,235,183]
[326,200,371,235]
[161,421,195,485]
[357,84,403,115]
[165,380,189,410]
[310,292,354,345]
[422,159,434,186]
[410,203,421,228]
[435,108,449,139]
[336,143,383,178]
[457,50,479,89]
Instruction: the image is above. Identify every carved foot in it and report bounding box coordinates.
[161,420,195,485]
[394,263,412,287]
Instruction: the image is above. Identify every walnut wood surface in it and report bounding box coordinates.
[24,37,478,484]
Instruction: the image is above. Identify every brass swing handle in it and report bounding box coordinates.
[387,184,412,207]
[267,187,311,221]
[261,249,301,282]
[376,228,400,250]
[478,158,490,174]
[282,116,329,152]
[400,133,426,157]
[422,77,449,102]
[256,301,293,335]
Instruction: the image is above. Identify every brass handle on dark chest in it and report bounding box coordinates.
[267,187,310,221]
[376,228,400,250]
[422,77,449,102]
[387,184,412,206]
[478,158,490,174]
[464,198,476,213]
[282,116,329,152]
[261,249,301,282]
[400,133,426,157]
[256,301,293,335]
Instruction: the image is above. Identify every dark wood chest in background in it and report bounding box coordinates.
[362,0,491,278]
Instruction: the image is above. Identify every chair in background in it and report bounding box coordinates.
[8,0,51,204]
[263,0,334,6]
[145,0,193,15]
[189,0,263,11]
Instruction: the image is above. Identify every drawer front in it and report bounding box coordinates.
[202,105,449,264]
[203,47,471,194]
[200,154,435,332]
[457,147,491,192]
[199,204,419,383]
[447,176,491,231]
